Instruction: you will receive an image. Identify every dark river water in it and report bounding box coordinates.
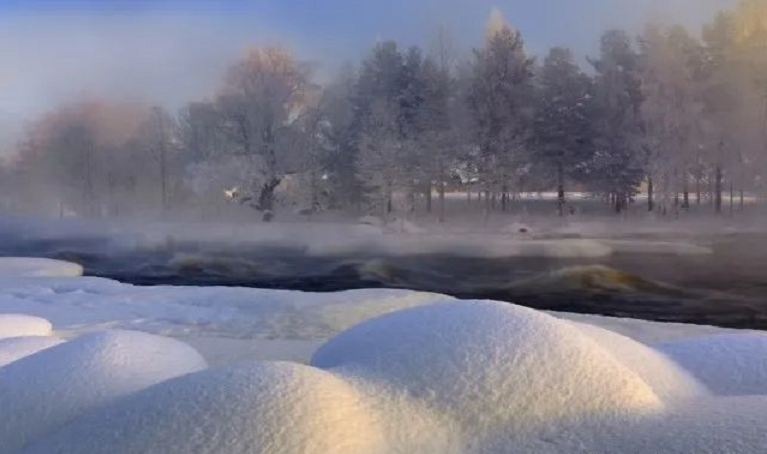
[2,228,767,330]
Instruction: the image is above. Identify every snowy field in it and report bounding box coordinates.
[1,258,766,453]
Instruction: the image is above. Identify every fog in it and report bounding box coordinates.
[0,0,736,153]
[0,0,761,230]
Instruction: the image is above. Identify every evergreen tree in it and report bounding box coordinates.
[533,47,595,216]
[589,30,646,213]
[467,10,535,215]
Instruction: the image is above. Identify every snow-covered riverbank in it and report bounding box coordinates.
[1,258,766,453]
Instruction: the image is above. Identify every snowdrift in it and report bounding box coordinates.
[3,292,767,453]
[0,336,62,367]
[0,314,53,339]
[0,258,83,277]
[657,334,767,396]
[0,330,207,454]
[572,322,705,402]
[23,362,394,454]
[312,301,664,436]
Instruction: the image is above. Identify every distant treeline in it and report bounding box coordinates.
[4,1,767,221]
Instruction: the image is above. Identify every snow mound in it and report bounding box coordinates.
[312,301,663,437]
[0,330,207,454]
[0,336,63,368]
[657,334,767,396]
[572,322,706,402]
[0,258,83,277]
[24,362,392,454]
[0,314,53,339]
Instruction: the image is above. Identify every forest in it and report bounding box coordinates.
[4,0,767,223]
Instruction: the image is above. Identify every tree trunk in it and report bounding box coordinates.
[438,181,446,223]
[715,166,723,215]
[557,163,565,217]
[647,176,654,212]
[155,108,169,214]
[501,184,508,212]
[696,176,701,206]
[484,190,491,222]
[682,177,690,210]
[740,189,745,212]
[425,184,432,213]
[729,180,734,216]
[257,178,281,222]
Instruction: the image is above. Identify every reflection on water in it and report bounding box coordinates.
[2,230,767,330]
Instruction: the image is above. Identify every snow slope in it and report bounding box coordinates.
[23,362,393,454]
[0,257,83,277]
[0,314,53,339]
[0,336,62,367]
[1,273,766,453]
[313,302,664,437]
[0,330,207,454]
[657,334,767,396]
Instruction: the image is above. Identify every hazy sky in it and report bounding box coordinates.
[0,0,737,153]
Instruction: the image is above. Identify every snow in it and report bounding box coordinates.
[23,362,456,454]
[0,273,765,453]
[657,334,767,396]
[0,258,83,277]
[0,336,62,367]
[0,330,207,454]
[312,301,663,438]
[0,314,53,339]
[571,322,705,402]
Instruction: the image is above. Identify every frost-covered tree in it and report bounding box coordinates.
[639,24,707,213]
[217,47,309,221]
[533,47,595,216]
[467,10,535,215]
[588,30,646,213]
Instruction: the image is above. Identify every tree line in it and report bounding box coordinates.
[6,1,767,222]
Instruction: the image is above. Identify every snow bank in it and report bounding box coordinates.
[0,258,83,277]
[24,362,399,454]
[0,330,207,454]
[0,278,450,343]
[0,336,62,368]
[657,334,767,396]
[312,301,663,437]
[572,322,706,402]
[0,314,53,339]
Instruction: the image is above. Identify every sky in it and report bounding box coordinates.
[0,0,738,154]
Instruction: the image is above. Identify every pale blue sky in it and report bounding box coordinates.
[0,0,737,151]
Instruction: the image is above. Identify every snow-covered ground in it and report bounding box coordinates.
[0,257,766,453]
